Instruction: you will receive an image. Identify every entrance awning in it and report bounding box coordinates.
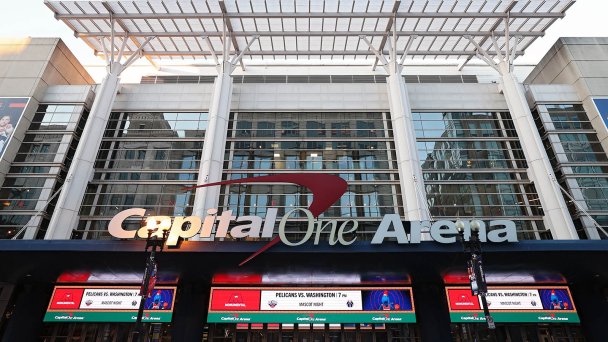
[45,0,575,66]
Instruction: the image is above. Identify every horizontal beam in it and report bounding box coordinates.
[54,11,565,20]
[104,50,525,57]
[77,30,543,38]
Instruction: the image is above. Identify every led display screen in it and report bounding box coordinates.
[0,97,29,160]
[446,286,579,323]
[44,286,176,323]
[207,287,415,324]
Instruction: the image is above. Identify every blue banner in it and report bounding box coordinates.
[593,98,608,129]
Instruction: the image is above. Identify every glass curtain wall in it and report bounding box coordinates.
[414,112,547,240]
[0,104,88,239]
[222,112,402,241]
[534,104,608,239]
[76,112,208,239]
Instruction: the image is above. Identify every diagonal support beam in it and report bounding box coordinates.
[116,34,128,62]
[109,17,115,66]
[203,36,220,65]
[98,38,110,72]
[373,1,401,71]
[219,0,245,71]
[509,36,522,72]
[359,36,389,73]
[399,35,418,66]
[121,36,156,71]
[230,35,260,72]
[102,1,158,70]
[490,32,504,61]
[465,35,499,72]
[458,6,510,72]
[504,15,510,63]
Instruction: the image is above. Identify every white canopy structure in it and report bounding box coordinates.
[45,0,575,68]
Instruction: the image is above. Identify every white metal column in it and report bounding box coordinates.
[386,72,430,221]
[193,61,233,218]
[497,61,578,239]
[465,30,578,240]
[45,70,120,239]
[45,34,155,239]
[360,33,430,221]
[191,35,259,238]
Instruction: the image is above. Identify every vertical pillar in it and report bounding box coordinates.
[192,62,234,223]
[1,282,53,342]
[569,277,608,341]
[498,61,578,240]
[171,282,206,341]
[386,67,430,221]
[45,68,121,239]
[412,280,452,341]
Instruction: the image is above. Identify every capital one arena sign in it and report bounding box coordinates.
[108,174,517,249]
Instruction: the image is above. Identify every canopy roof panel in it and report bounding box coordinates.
[45,0,575,65]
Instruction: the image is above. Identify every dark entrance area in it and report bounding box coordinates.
[450,323,585,342]
[40,323,172,342]
[0,240,607,341]
[206,323,420,342]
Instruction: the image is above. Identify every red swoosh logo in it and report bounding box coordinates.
[183,173,348,265]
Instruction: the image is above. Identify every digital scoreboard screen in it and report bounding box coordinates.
[207,287,416,324]
[446,286,579,323]
[44,286,176,323]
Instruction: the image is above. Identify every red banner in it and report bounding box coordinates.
[48,288,85,310]
[447,288,480,310]
[209,289,261,311]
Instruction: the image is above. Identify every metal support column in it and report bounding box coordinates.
[360,33,430,221]
[465,27,578,240]
[45,35,155,239]
[193,61,234,222]
[498,61,577,239]
[45,71,120,239]
[386,73,429,221]
[192,36,259,238]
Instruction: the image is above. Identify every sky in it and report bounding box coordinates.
[1,0,607,71]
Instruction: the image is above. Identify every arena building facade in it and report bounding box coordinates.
[0,1,607,341]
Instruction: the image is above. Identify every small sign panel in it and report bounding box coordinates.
[260,290,363,311]
[79,288,141,310]
[484,289,542,310]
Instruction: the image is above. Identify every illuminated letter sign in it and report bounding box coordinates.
[106,174,518,265]
[109,209,517,246]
